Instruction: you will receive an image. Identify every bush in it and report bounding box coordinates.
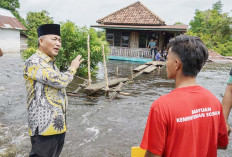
[21,47,36,60]
[55,21,109,76]
[214,40,232,56]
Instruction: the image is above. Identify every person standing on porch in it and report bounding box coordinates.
[140,35,228,157]
[147,39,157,59]
[23,24,84,157]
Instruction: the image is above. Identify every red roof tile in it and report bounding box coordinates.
[92,24,188,31]
[97,1,165,26]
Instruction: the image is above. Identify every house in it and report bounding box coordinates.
[0,8,27,54]
[91,1,188,62]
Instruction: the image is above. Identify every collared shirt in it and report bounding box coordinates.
[149,41,156,48]
[23,50,76,136]
[227,68,232,84]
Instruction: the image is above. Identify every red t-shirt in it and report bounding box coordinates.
[140,85,228,157]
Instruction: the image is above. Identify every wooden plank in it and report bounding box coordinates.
[85,78,129,92]
[72,86,82,94]
[110,82,124,100]
[143,65,157,74]
[146,61,166,66]
[87,34,92,85]
[128,68,146,80]
[118,92,130,96]
[133,64,149,72]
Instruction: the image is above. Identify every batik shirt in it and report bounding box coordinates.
[227,68,232,84]
[23,50,76,136]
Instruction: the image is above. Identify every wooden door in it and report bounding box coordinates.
[130,32,139,49]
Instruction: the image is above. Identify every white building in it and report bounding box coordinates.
[0,8,27,53]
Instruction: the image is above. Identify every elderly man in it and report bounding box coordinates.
[23,24,83,157]
[140,35,228,157]
[222,68,232,135]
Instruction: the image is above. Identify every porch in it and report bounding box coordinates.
[108,46,153,62]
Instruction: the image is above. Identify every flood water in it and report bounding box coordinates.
[0,53,232,157]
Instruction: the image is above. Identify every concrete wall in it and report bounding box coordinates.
[0,28,20,53]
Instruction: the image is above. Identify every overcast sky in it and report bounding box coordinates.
[18,0,232,27]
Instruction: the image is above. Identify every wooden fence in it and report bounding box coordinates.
[110,46,151,58]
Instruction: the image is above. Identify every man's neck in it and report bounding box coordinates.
[38,48,52,58]
[175,75,197,89]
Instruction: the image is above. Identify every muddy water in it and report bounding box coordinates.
[0,53,232,157]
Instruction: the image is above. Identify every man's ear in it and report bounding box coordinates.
[39,37,44,46]
[175,58,182,71]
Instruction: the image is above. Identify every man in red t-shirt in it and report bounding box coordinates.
[140,35,228,157]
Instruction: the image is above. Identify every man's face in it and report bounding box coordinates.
[40,34,61,57]
[166,48,179,79]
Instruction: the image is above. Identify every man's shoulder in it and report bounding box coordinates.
[152,86,216,105]
[151,93,172,109]
[25,52,43,66]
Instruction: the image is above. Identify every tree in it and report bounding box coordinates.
[0,0,25,25]
[25,10,54,47]
[174,22,184,25]
[212,0,223,13]
[0,0,20,11]
[187,1,232,55]
[56,21,109,76]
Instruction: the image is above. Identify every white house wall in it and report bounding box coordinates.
[0,28,20,53]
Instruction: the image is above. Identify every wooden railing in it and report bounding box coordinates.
[110,46,151,58]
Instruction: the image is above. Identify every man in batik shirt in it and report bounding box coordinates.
[222,68,232,135]
[23,24,84,157]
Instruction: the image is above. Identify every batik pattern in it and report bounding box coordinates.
[23,50,76,136]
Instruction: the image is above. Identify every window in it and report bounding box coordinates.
[114,32,121,46]
[121,32,129,47]
[106,33,114,46]
[139,32,147,48]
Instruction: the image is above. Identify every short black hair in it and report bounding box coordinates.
[167,35,208,77]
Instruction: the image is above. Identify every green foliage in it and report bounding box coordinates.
[174,22,184,25]
[25,10,54,48]
[212,0,223,13]
[22,47,36,60]
[0,0,20,11]
[187,1,232,56]
[214,40,232,56]
[56,21,109,76]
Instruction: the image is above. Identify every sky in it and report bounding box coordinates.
[18,0,232,27]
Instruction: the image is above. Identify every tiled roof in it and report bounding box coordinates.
[91,24,188,31]
[0,8,27,30]
[97,1,165,26]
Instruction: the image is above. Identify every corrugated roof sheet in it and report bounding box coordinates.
[0,8,15,17]
[97,1,165,26]
[0,8,27,30]
[91,24,188,31]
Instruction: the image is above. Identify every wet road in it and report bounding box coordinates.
[0,53,232,157]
